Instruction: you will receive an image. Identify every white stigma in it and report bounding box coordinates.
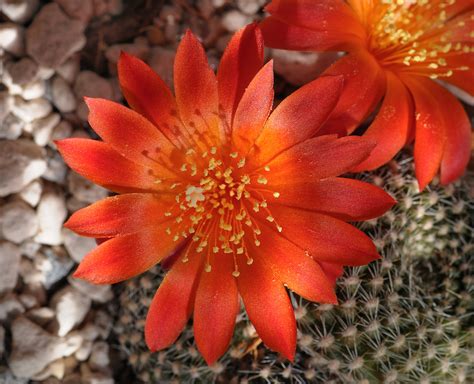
[185,185,205,208]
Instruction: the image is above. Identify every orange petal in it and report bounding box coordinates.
[232,61,274,154]
[249,224,338,304]
[445,53,474,96]
[217,23,264,125]
[85,98,180,173]
[264,177,395,221]
[146,248,204,351]
[403,76,447,190]
[319,262,344,285]
[56,138,163,193]
[65,194,174,238]
[263,205,380,266]
[237,256,296,361]
[318,50,386,136]
[249,75,344,166]
[353,71,414,171]
[193,249,239,365]
[174,30,221,145]
[73,227,185,284]
[117,52,176,126]
[263,135,375,184]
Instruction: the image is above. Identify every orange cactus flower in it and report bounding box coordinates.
[261,0,473,190]
[56,25,395,364]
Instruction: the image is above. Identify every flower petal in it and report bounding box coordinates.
[174,30,221,145]
[65,193,175,238]
[237,256,296,361]
[250,224,337,304]
[264,205,380,266]
[262,136,375,184]
[353,71,414,171]
[249,75,344,166]
[146,248,204,351]
[85,98,181,173]
[232,61,274,154]
[319,262,344,285]
[445,53,474,96]
[193,249,239,365]
[56,138,163,193]
[264,177,395,221]
[217,23,264,125]
[73,227,185,284]
[318,50,386,136]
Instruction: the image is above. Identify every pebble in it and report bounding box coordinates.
[0,325,4,358]
[32,358,66,381]
[67,275,113,303]
[0,114,24,140]
[0,371,28,384]
[0,294,24,321]
[34,248,74,289]
[43,151,68,184]
[50,120,73,146]
[8,316,81,378]
[26,3,86,69]
[26,307,55,326]
[54,0,94,24]
[0,140,46,197]
[11,96,52,123]
[21,79,46,100]
[67,172,108,204]
[0,92,12,122]
[34,186,68,245]
[19,180,43,207]
[221,10,252,32]
[30,113,61,146]
[0,201,39,243]
[89,342,110,370]
[0,243,21,293]
[105,40,150,67]
[56,55,80,84]
[0,23,25,56]
[74,71,114,121]
[1,0,40,24]
[4,58,39,86]
[236,0,265,15]
[19,239,41,257]
[52,286,91,337]
[63,228,97,263]
[148,47,176,88]
[92,0,123,18]
[52,76,77,113]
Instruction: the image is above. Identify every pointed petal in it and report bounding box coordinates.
[85,98,180,173]
[237,256,296,361]
[249,224,338,304]
[319,50,386,136]
[264,177,395,221]
[319,262,344,285]
[218,23,264,124]
[249,75,344,166]
[73,227,185,284]
[174,30,221,145]
[403,76,447,190]
[65,194,175,238]
[263,136,375,184]
[232,61,274,154]
[117,52,177,130]
[194,250,239,365]
[56,139,163,193]
[353,71,414,171]
[262,205,380,266]
[146,248,204,351]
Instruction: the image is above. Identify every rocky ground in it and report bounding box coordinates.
[0,1,472,384]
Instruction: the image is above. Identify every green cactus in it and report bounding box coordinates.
[113,152,473,383]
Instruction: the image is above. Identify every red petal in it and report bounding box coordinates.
[263,205,380,266]
[353,71,414,171]
[85,98,180,173]
[250,224,338,304]
[117,52,177,129]
[318,50,386,136]
[445,53,474,95]
[249,75,344,167]
[174,30,221,145]
[403,76,447,190]
[65,194,174,238]
[264,177,395,221]
[319,262,344,285]
[56,138,163,193]
[145,248,204,351]
[237,256,296,361]
[263,136,375,184]
[217,23,264,125]
[232,61,274,154]
[193,249,239,365]
[73,227,185,284]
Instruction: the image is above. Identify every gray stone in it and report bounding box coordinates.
[89,342,110,370]
[236,0,265,15]
[50,120,73,147]
[26,3,86,69]
[0,92,12,122]
[19,180,42,207]
[34,187,67,245]
[148,47,176,88]
[73,71,114,99]
[221,10,252,32]
[4,58,38,86]
[20,79,46,100]
[34,248,74,289]
[0,139,46,197]
[0,325,4,358]
[0,201,39,243]
[0,294,24,321]
[11,96,52,123]
[0,23,25,56]
[67,171,108,203]
[54,0,94,24]
[67,275,112,303]
[8,316,81,379]
[53,286,91,337]
[0,114,24,140]
[1,0,40,24]
[0,370,29,384]
[0,242,21,292]
[19,239,41,257]
[43,151,68,184]
[56,56,80,84]
[29,113,61,146]
[63,228,97,263]
[52,76,77,113]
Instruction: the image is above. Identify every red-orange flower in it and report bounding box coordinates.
[56,25,395,364]
[261,0,473,190]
